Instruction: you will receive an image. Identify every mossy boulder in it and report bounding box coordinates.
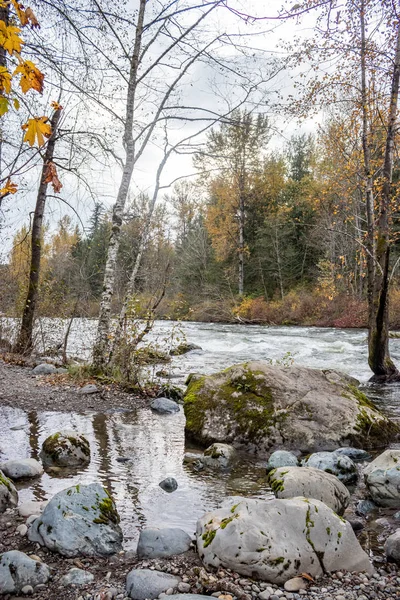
[196,497,373,583]
[28,483,122,557]
[40,431,90,467]
[184,362,397,456]
[0,469,18,513]
[170,343,202,356]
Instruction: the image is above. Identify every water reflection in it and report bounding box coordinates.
[0,405,270,549]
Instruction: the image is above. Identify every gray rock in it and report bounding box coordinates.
[196,496,373,584]
[0,469,18,513]
[364,449,400,507]
[202,443,237,469]
[301,451,357,484]
[18,500,47,518]
[356,499,377,516]
[32,363,57,375]
[79,384,99,395]
[385,529,400,563]
[169,343,202,356]
[183,363,396,454]
[334,447,371,461]
[266,451,298,472]
[284,578,308,592]
[28,483,123,557]
[150,398,180,415]
[164,597,213,600]
[40,431,91,467]
[137,527,191,559]
[267,466,350,515]
[56,368,69,374]
[1,458,43,480]
[0,550,50,594]
[126,569,180,600]
[21,584,34,594]
[159,477,178,493]
[60,567,95,586]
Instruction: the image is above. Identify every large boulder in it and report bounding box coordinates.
[137,527,192,559]
[126,569,180,600]
[0,551,50,594]
[267,466,350,515]
[184,362,395,455]
[28,483,123,557]
[0,469,18,513]
[364,449,400,507]
[0,458,43,480]
[196,497,373,584]
[40,431,91,467]
[266,450,298,472]
[301,451,358,484]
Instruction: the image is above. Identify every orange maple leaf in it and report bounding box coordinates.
[50,100,63,111]
[14,60,44,94]
[0,21,24,55]
[21,116,51,146]
[44,161,62,193]
[0,66,11,94]
[0,179,18,197]
[25,7,40,28]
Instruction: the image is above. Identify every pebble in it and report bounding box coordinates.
[16,523,28,536]
[21,585,34,595]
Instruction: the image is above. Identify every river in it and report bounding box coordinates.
[1,320,400,550]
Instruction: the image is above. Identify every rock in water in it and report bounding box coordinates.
[196,497,373,584]
[266,450,298,472]
[0,469,18,513]
[150,397,180,414]
[169,343,202,355]
[364,449,400,507]
[267,466,350,515]
[0,551,50,594]
[40,431,91,467]
[0,458,43,480]
[183,363,396,454]
[159,477,178,492]
[126,569,180,600]
[28,483,123,557]
[137,527,192,558]
[202,443,237,469]
[301,451,358,484]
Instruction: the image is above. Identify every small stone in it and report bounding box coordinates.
[284,578,308,593]
[177,582,191,593]
[259,593,271,600]
[21,585,34,595]
[159,478,178,493]
[79,384,99,395]
[17,524,28,536]
[165,589,174,595]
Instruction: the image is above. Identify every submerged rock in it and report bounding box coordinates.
[267,466,350,515]
[1,458,43,480]
[196,497,373,584]
[301,451,358,484]
[0,551,50,594]
[202,443,237,469]
[159,477,178,492]
[28,483,123,557]
[266,450,298,472]
[0,469,18,513]
[126,569,180,600]
[150,397,180,414]
[137,527,192,558]
[183,363,395,455]
[364,449,400,507]
[40,431,91,467]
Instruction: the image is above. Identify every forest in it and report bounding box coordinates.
[0,0,400,380]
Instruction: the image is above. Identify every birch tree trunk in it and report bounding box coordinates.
[13,107,63,354]
[92,0,146,370]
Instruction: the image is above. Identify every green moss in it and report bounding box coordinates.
[204,445,222,459]
[326,527,331,535]
[202,529,216,548]
[231,503,240,513]
[93,491,120,525]
[42,432,90,463]
[220,516,234,529]
[270,557,284,565]
[0,471,13,492]
[347,384,377,410]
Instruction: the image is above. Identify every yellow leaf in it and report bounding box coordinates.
[0,66,11,94]
[0,95,9,116]
[21,116,51,147]
[14,60,44,94]
[11,0,28,26]
[0,178,18,197]
[13,97,20,110]
[0,21,24,55]
[50,100,63,110]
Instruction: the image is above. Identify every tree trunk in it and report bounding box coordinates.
[92,0,146,370]
[367,17,400,382]
[238,192,245,296]
[13,108,63,355]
